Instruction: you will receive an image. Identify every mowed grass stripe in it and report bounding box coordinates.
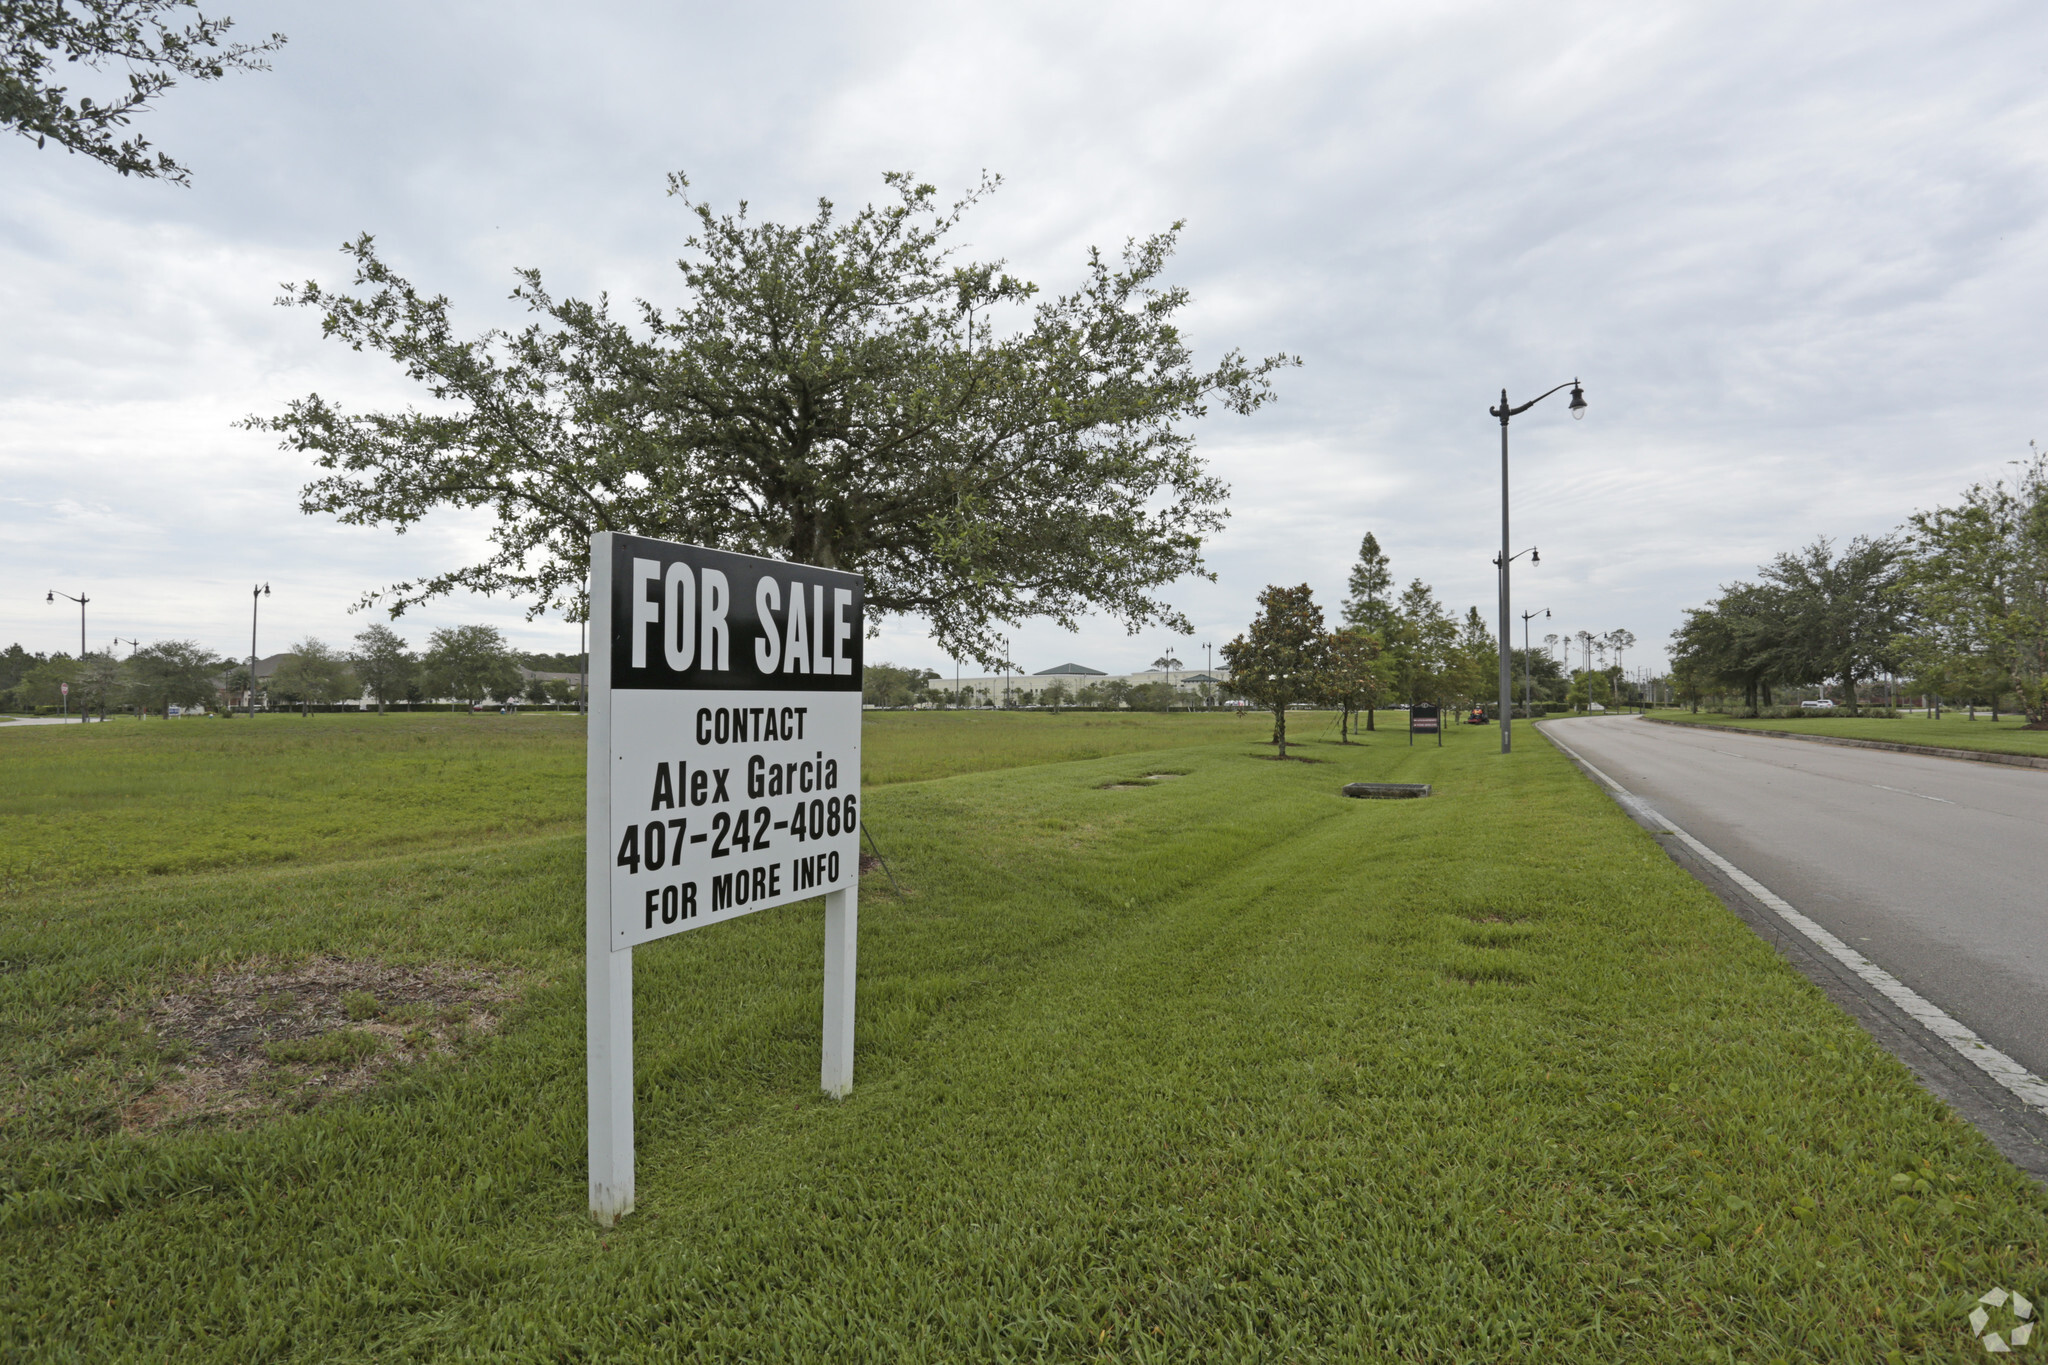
[4,724,2044,1361]
[0,710,1273,891]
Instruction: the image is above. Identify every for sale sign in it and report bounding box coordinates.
[591,533,864,949]
[586,531,865,1224]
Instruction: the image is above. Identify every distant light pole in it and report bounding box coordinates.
[112,636,139,655]
[47,589,88,659]
[1519,607,1550,717]
[1204,641,1214,707]
[1488,378,1586,754]
[247,583,270,718]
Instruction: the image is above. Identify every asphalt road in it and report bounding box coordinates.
[1542,714,2048,1171]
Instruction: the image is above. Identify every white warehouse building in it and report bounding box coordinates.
[926,661,1232,708]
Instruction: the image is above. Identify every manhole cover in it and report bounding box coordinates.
[1341,782,1431,799]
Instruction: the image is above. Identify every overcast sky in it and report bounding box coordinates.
[6,1,2044,679]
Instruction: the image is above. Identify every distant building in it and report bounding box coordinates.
[928,662,1231,708]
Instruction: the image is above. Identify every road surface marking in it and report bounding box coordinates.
[1871,783,1954,804]
[1543,725,2048,1119]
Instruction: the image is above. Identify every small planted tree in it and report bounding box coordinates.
[1340,532,1395,636]
[1223,584,1330,758]
[1323,628,1388,742]
[1388,579,1457,709]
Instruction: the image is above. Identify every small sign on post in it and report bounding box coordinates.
[1409,703,1442,747]
[586,532,864,1226]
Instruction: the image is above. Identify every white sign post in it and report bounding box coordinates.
[586,531,864,1225]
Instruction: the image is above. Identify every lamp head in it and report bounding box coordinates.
[46,591,53,603]
[1568,381,1587,420]
[1531,547,1540,564]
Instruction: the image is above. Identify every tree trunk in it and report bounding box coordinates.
[1273,705,1288,757]
[1843,672,1860,717]
[1365,705,1375,732]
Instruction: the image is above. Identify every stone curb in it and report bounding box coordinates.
[1640,714,2048,772]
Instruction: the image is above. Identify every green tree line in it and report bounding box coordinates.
[1669,449,2048,725]
[2,624,585,717]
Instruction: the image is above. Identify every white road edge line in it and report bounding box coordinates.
[1541,724,2048,1118]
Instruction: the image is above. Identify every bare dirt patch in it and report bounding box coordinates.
[126,956,519,1131]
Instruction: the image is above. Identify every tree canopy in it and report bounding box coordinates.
[349,623,415,714]
[271,638,357,715]
[126,639,218,715]
[420,625,521,709]
[2,0,283,184]
[1905,450,2048,726]
[250,173,1296,667]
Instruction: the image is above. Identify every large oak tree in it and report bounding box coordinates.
[251,174,1295,666]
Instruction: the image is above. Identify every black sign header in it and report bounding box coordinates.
[607,534,864,693]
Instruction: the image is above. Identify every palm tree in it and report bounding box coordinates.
[1151,652,1183,693]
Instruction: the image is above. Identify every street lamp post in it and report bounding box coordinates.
[248,583,270,719]
[1519,608,1550,718]
[1488,379,1585,754]
[47,589,88,660]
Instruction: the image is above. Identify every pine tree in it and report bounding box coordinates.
[1340,533,1394,636]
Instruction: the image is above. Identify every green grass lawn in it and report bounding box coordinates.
[1650,709,2048,759]
[0,709,1401,892]
[3,712,2042,1360]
